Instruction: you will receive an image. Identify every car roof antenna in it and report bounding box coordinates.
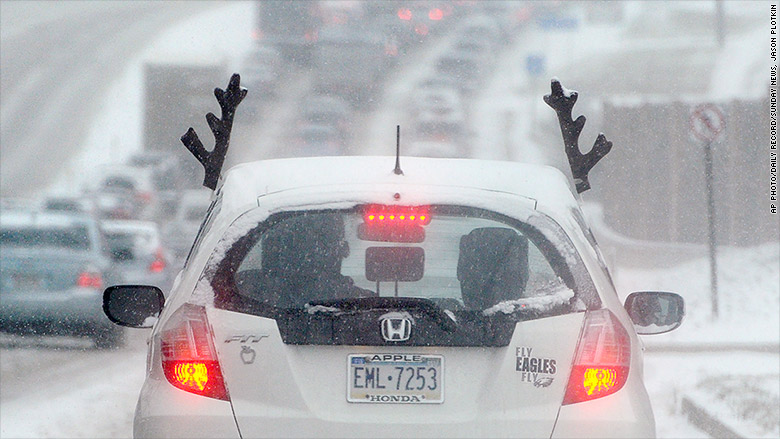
[181,73,247,190]
[393,125,403,175]
[543,78,612,194]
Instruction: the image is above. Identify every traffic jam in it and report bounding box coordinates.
[2,1,774,438]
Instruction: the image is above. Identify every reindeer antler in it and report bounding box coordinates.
[181,73,247,190]
[543,79,612,194]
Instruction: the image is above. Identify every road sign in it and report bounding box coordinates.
[689,103,725,320]
[525,55,546,77]
[690,104,725,143]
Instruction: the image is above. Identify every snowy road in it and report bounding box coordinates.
[645,350,780,439]
[0,2,773,438]
[2,331,776,438]
[0,331,148,438]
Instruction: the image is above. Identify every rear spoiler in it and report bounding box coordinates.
[544,78,612,194]
[181,73,247,191]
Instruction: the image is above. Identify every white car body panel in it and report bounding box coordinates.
[209,309,584,438]
[131,156,664,438]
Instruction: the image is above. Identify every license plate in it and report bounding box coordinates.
[347,354,443,404]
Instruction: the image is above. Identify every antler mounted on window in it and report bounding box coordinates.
[181,73,247,190]
[543,79,612,194]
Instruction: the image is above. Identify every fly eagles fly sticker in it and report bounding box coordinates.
[516,347,556,387]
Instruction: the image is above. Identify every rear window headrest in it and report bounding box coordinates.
[457,227,529,310]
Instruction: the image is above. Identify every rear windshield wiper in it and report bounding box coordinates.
[306,297,457,331]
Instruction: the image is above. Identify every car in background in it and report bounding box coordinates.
[91,190,138,220]
[412,86,466,136]
[413,75,462,97]
[434,50,484,95]
[0,209,124,348]
[104,156,685,437]
[102,220,175,293]
[43,194,97,216]
[162,189,212,260]
[298,93,352,142]
[293,123,343,156]
[0,198,39,211]
[457,14,503,49]
[240,44,283,118]
[405,138,466,158]
[90,165,157,220]
[312,24,387,107]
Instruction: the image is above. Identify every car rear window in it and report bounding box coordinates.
[211,205,597,346]
[0,226,91,250]
[104,229,155,255]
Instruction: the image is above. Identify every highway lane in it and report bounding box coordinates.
[4,328,775,438]
[0,1,226,198]
[0,329,149,438]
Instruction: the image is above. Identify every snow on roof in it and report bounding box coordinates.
[218,156,579,220]
[0,210,93,228]
[100,219,160,233]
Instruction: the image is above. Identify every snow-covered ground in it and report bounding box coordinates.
[2,1,776,438]
[615,242,779,346]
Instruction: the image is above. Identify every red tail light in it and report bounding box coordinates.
[135,191,153,204]
[563,309,631,405]
[76,271,103,288]
[397,8,412,20]
[428,8,443,20]
[160,304,229,401]
[149,248,166,273]
[149,259,165,273]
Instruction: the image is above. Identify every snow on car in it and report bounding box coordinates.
[102,75,685,438]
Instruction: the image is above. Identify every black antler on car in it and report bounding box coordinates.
[543,79,612,194]
[181,73,247,190]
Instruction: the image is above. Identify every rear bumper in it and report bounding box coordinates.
[551,383,656,438]
[134,377,240,439]
[134,386,655,438]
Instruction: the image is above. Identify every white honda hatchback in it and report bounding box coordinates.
[105,155,684,438]
[103,76,684,438]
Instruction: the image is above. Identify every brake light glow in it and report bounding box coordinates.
[562,309,630,405]
[173,362,209,390]
[582,368,618,396]
[363,205,431,226]
[160,304,229,400]
[397,8,412,20]
[135,191,153,204]
[428,8,443,20]
[149,248,166,273]
[149,259,165,273]
[76,271,103,288]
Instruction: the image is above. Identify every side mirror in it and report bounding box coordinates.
[624,291,685,335]
[103,285,165,328]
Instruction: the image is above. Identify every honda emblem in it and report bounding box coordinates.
[381,316,412,342]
